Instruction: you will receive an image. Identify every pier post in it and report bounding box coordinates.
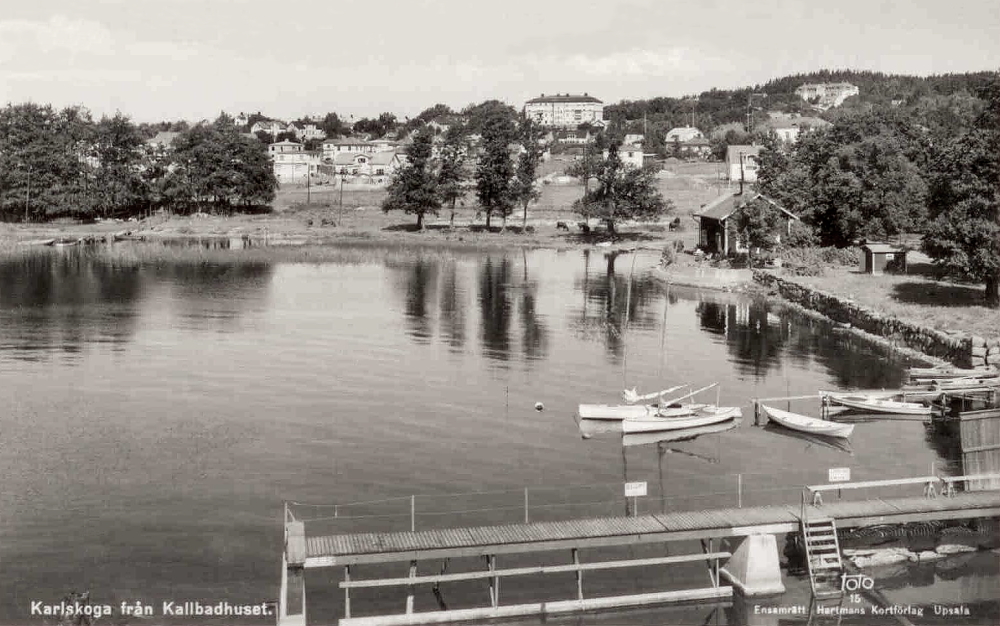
[719,534,785,596]
[573,548,583,600]
[405,561,417,614]
[278,521,306,626]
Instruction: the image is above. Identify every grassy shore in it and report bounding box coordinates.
[776,252,999,341]
[0,158,730,254]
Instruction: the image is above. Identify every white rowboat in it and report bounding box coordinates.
[622,406,742,434]
[760,404,854,438]
[821,391,933,416]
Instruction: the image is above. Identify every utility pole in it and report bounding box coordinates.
[338,175,345,226]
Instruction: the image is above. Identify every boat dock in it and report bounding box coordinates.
[278,475,1000,626]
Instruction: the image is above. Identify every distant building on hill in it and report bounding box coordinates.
[665,126,704,143]
[761,113,831,143]
[794,82,859,110]
[523,93,603,128]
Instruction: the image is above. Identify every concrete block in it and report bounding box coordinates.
[971,335,987,347]
[720,534,786,596]
[972,345,988,358]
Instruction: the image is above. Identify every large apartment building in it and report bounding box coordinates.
[794,82,860,110]
[523,93,604,128]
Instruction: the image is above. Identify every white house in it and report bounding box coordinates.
[251,120,286,136]
[523,93,604,128]
[604,147,644,169]
[794,82,860,110]
[726,145,761,184]
[665,126,704,143]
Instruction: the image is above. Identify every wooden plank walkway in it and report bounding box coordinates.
[303,491,1000,567]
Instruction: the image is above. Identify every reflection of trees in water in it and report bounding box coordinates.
[697,298,911,387]
[147,261,273,332]
[0,250,145,358]
[572,251,661,362]
[438,261,465,351]
[696,300,786,379]
[478,257,513,360]
[389,254,549,363]
[402,258,437,343]
[518,250,548,362]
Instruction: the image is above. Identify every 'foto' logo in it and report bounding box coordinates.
[841,573,875,591]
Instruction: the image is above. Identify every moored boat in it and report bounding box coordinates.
[578,403,705,420]
[621,406,742,434]
[908,366,998,381]
[760,404,854,438]
[622,417,741,447]
[762,423,854,454]
[820,391,932,416]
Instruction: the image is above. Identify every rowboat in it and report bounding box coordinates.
[578,403,705,420]
[50,238,82,247]
[622,417,741,447]
[622,406,742,434]
[908,366,998,381]
[763,423,854,454]
[760,404,854,438]
[820,391,932,416]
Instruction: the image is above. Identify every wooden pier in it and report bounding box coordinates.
[278,477,1000,626]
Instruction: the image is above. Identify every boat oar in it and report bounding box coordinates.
[659,382,719,407]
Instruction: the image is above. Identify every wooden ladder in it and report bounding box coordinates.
[802,516,844,598]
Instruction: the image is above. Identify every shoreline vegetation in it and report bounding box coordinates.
[3,195,997,360]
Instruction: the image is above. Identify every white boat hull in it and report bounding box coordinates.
[622,406,742,434]
[821,392,932,416]
[578,403,704,420]
[761,405,854,438]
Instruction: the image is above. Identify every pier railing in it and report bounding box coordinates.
[291,465,961,535]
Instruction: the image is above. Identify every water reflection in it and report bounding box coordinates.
[697,300,787,379]
[0,251,144,359]
[390,253,550,363]
[0,248,273,361]
[573,251,662,361]
[403,258,437,344]
[438,261,465,351]
[478,257,513,360]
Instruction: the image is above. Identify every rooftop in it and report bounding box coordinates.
[525,93,602,104]
[696,192,799,222]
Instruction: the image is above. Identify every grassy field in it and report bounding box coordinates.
[780,252,999,340]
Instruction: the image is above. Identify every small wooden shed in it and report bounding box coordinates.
[860,243,907,275]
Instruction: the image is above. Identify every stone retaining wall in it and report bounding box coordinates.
[753,271,1000,369]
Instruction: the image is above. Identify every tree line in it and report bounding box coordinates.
[0,105,277,221]
[382,113,671,233]
[751,74,999,306]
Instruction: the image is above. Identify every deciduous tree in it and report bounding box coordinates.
[475,113,516,229]
[513,118,545,228]
[382,126,440,229]
[572,142,671,235]
[922,76,1000,307]
[437,123,469,227]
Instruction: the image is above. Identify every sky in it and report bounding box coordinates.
[1,0,998,123]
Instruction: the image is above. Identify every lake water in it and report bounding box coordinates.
[0,243,996,625]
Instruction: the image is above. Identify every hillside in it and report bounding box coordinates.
[605,70,996,128]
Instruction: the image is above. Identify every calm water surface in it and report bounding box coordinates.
[0,244,995,625]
